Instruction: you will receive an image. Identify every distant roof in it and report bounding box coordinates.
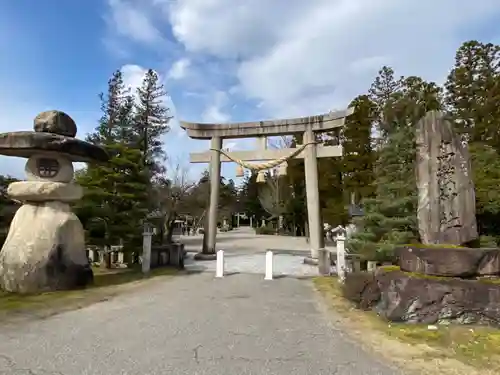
[348,204,364,217]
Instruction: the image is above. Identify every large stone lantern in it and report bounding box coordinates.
[0,110,109,293]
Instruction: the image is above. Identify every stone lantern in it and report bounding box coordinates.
[0,110,109,293]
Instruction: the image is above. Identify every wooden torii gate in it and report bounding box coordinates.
[180,108,353,274]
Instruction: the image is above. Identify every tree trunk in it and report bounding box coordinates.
[166,218,176,243]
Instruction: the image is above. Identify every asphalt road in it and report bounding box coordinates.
[0,272,402,375]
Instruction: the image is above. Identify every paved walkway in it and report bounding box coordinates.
[180,227,336,277]
[0,273,401,375]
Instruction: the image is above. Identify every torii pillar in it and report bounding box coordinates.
[180,108,353,274]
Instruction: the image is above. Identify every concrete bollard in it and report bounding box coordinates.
[216,250,224,278]
[265,250,273,280]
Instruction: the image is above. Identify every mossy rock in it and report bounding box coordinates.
[375,269,500,326]
[405,243,466,249]
[396,245,500,277]
[378,265,500,285]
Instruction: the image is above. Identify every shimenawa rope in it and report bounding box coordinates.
[209,141,318,171]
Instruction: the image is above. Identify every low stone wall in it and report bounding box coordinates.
[86,242,186,269]
[150,243,185,269]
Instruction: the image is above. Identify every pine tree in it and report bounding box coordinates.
[348,72,443,260]
[75,70,150,263]
[445,40,500,146]
[368,66,404,138]
[133,69,172,181]
[86,70,132,144]
[341,95,376,202]
[318,136,347,227]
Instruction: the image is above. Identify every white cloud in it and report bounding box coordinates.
[121,63,148,91]
[167,58,191,80]
[201,91,231,123]
[146,0,500,118]
[106,0,164,46]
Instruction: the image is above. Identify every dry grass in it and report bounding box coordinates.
[0,266,180,323]
[313,276,500,375]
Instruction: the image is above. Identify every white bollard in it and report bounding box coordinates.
[336,235,346,283]
[216,250,224,278]
[265,251,273,280]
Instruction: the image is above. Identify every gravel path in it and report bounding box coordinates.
[0,273,402,375]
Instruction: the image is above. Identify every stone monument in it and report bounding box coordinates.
[344,111,500,327]
[415,110,478,245]
[0,110,109,293]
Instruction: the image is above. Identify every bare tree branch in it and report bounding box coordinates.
[267,135,293,149]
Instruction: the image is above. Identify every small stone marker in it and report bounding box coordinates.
[336,235,346,283]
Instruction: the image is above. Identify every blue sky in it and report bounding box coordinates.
[0,0,499,183]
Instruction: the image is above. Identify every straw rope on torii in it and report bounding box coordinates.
[209,141,318,182]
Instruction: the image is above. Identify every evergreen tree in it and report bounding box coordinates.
[75,70,150,262]
[86,70,132,144]
[318,134,347,227]
[349,72,443,260]
[469,142,500,242]
[133,69,172,181]
[341,95,376,202]
[368,66,404,138]
[445,40,500,146]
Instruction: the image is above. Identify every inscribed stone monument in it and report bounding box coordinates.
[415,110,478,245]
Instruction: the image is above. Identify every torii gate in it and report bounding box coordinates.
[180,108,353,274]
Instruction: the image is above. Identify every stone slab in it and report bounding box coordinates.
[0,131,109,162]
[397,245,500,277]
[180,108,354,139]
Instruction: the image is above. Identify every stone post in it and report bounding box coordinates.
[336,235,346,283]
[142,223,153,273]
[206,136,222,254]
[303,126,325,261]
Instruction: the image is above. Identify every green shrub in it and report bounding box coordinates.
[340,271,381,310]
[478,235,498,248]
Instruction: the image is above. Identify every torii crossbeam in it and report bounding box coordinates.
[180,108,353,274]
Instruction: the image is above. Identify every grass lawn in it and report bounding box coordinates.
[0,266,180,322]
[314,276,500,375]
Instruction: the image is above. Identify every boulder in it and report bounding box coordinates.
[34,110,77,137]
[397,245,500,277]
[0,201,93,293]
[374,269,500,326]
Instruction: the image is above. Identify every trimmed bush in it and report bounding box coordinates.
[255,226,276,235]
